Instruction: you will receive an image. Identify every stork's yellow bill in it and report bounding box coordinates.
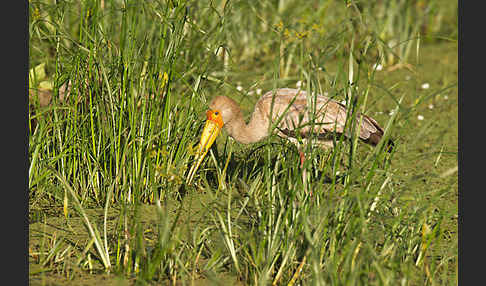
[186,110,224,184]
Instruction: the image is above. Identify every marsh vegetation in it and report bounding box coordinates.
[29,0,457,284]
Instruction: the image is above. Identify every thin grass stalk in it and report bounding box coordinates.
[29,123,44,188]
[103,183,114,265]
[362,94,403,170]
[346,35,359,185]
[213,208,241,274]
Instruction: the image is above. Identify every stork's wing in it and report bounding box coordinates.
[258,88,384,145]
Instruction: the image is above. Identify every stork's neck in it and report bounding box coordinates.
[225,106,269,144]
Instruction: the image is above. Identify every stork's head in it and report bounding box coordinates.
[208,95,243,125]
[186,96,240,184]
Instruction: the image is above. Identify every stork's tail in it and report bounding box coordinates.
[368,132,395,153]
[361,113,395,153]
